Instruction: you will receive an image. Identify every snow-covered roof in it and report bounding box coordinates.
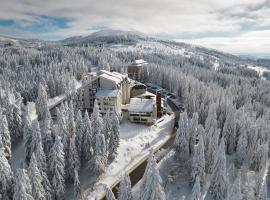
[130,59,148,67]
[95,89,119,97]
[128,98,154,113]
[100,73,122,85]
[134,91,155,98]
[112,71,128,79]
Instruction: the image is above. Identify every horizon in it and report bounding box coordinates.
[0,0,270,57]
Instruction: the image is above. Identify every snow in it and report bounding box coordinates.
[95,89,119,97]
[84,114,175,199]
[100,73,122,85]
[247,65,270,76]
[132,149,270,200]
[128,98,154,113]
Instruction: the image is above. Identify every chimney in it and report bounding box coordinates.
[156,91,162,118]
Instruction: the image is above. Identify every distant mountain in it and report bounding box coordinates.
[1,29,269,69]
[0,35,45,48]
[61,29,153,46]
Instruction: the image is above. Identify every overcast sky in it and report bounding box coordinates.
[0,0,269,56]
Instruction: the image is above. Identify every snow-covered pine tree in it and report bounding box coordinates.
[108,111,120,160]
[8,101,23,143]
[35,83,49,121]
[41,109,53,158]
[140,151,166,200]
[66,132,80,181]
[226,174,242,200]
[257,179,267,200]
[49,136,65,200]
[205,103,217,134]
[190,176,201,200]
[0,113,11,160]
[13,168,34,200]
[210,137,227,200]
[74,168,84,200]
[205,128,220,174]
[28,154,46,200]
[118,173,133,200]
[56,107,68,150]
[92,131,107,174]
[23,107,33,165]
[91,100,103,148]
[67,101,76,139]
[75,110,84,159]
[236,127,248,167]
[103,110,112,144]
[30,120,47,172]
[189,112,198,155]
[222,107,236,154]
[191,135,205,184]
[174,112,189,161]
[0,148,13,200]
[252,141,268,172]
[82,110,93,164]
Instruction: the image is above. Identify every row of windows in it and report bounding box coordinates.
[130,113,151,117]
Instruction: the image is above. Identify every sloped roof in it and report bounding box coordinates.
[100,73,122,85]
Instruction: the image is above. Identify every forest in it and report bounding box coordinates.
[0,37,270,200]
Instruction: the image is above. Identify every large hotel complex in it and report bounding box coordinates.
[80,60,165,125]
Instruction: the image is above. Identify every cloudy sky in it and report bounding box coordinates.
[0,0,270,56]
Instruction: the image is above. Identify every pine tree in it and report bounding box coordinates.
[189,112,198,155]
[210,137,227,200]
[191,176,201,200]
[75,110,84,159]
[30,120,52,199]
[0,148,13,200]
[41,109,53,158]
[191,135,205,184]
[226,174,242,200]
[118,173,133,200]
[91,100,103,148]
[82,111,93,164]
[28,154,46,200]
[252,141,268,172]
[205,128,220,174]
[23,107,33,165]
[205,103,217,134]
[236,128,248,167]
[0,113,11,160]
[108,112,120,160]
[74,168,84,200]
[30,120,47,171]
[10,102,23,143]
[103,110,112,143]
[258,179,267,200]
[49,136,65,200]
[66,132,80,181]
[223,107,236,154]
[140,151,166,200]
[56,107,68,149]
[92,131,107,174]
[36,83,49,121]
[13,168,34,200]
[174,112,189,161]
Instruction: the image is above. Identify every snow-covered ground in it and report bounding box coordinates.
[10,79,82,172]
[111,40,188,57]
[132,150,269,200]
[83,114,175,200]
[247,65,270,77]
